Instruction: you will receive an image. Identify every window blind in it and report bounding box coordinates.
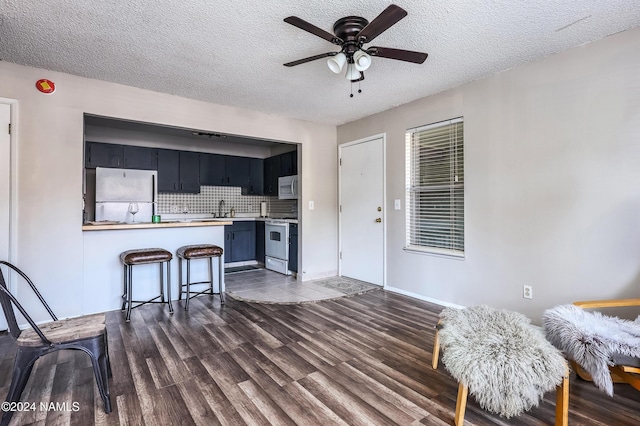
[405,117,464,256]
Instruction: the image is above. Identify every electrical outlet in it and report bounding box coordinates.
[523,285,533,299]
[170,205,179,213]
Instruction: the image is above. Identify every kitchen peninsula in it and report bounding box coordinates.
[82,220,230,316]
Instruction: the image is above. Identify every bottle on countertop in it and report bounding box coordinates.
[230,207,235,218]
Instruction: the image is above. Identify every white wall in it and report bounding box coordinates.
[0,61,337,323]
[338,27,640,322]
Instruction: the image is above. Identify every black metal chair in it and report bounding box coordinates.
[0,261,112,426]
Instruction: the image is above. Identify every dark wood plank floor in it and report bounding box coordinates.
[1,290,639,425]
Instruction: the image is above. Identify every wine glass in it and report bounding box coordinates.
[128,203,139,223]
[182,203,189,221]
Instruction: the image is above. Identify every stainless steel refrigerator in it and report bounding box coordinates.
[95,167,157,223]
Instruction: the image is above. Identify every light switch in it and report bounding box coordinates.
[394,199,401,210]
[309,201,314,210]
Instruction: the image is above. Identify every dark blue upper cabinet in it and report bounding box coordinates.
[85,142,123,168]
[123,145,157,170]
[157,149,180,192]
[280,150,297,176]
[200,153,226,186]
[157,149,200,193]
[225,156,250,187]
[242,158,264,195]
[263,155,280,195]
[179,151,200,193]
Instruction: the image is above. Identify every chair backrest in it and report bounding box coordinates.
[0,261,57,343]
[0,263,21,339]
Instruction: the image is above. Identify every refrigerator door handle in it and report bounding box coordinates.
[152,175,156,216]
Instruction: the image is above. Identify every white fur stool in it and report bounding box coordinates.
[432,305,569,426]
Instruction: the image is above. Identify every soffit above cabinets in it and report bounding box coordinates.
[84,115,289,148]
[84,114,297,158]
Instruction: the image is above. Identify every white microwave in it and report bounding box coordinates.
[278,175,298,199]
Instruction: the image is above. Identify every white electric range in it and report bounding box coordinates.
[264,219,292,275]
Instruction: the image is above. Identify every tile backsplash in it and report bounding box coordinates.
[157,186,296,216]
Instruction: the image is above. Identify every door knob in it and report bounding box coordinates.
[375,218,382,223]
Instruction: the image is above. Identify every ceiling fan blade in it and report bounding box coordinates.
[357,4,407,43]
[284,52,337,67]
[368,46,428,64]
[284,16,342,45]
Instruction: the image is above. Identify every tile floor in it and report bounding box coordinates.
[224,268,373,303]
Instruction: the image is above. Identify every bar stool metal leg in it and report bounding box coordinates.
[185,258,191,311]
[208,257,214,295]
[178,256,183,301]
[219,255,225,305]
[121,264,127,312]
[126,265,133,322]
[166,260,173,314]
[159,262,165,303]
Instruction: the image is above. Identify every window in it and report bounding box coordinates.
[405,117,464,257]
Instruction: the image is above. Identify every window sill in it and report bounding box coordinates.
[403,246,465,260]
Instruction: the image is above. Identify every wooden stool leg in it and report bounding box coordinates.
[455,382,468,426]
[432,320,441,369]
[556,368,569,426]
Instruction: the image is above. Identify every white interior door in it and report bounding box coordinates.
[339,136,385,286]
[0,103,11,330]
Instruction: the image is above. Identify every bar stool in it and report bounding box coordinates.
[120,248,174,322]
[176,244,224,310]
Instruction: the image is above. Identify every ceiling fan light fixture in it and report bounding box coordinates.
[327,52,346,73]
[345,63,360,81]
[353,50,371,71]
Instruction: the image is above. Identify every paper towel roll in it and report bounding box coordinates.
[260,201,267,218]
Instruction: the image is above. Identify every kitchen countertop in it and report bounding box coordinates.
[82,215,299,231]
[82,219,232,231]
[160,214,299,224]
[230,217,299,224]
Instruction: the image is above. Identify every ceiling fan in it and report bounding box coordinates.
[283,4,428,87]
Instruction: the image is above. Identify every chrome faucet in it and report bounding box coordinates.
[218,199,225,218]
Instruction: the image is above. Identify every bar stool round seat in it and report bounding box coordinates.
[120,248,173,322]
[177,244,225,310]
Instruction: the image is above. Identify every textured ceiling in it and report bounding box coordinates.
[1,1,640,125]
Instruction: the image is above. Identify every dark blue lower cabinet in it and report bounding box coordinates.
[225,222,256,263]
[256,221,265,264]
[289,223,298,273]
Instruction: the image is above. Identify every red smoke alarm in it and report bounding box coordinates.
[35,79,56,94]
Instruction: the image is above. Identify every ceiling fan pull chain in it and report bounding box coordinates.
[350,80,354,98]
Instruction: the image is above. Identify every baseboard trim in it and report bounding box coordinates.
[300,270,339,282]
[384,285,465,309]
